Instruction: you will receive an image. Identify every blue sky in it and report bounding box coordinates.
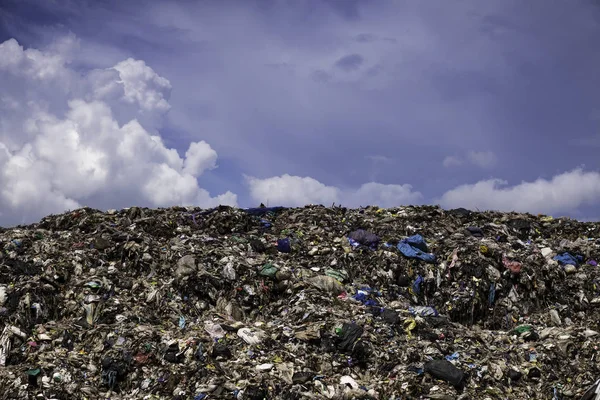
[1,0,600,226]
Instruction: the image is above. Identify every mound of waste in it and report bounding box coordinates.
[0,204,599,399]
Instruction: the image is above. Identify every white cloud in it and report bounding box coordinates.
[112,58,172,113]
[0,38,71,81]
[443,155,463,168]
[437,168,600,214]
[0,37,236,226]
[183,141,218,176]
[246,174,422,208]
[467,150,497,168]
[246,175,339,207]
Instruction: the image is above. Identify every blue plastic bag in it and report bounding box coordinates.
[553,252,581,266]
[397,235,436,263]
[277,238,291,253]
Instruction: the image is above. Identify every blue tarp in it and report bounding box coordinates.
[397,235,436,263]
[553,252,582,266]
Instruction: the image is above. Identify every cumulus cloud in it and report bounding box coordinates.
[0,38,72,81]
[112,58,172,113]
[183,141,218,176]
[0,37,236,226]
[437,168,600,215]
[443,155,463,168]
[246,174,422,208]
[245,175,339,206]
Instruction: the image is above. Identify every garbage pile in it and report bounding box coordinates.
[0,204,600,399]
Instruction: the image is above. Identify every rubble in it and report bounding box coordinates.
[0,204,599,399]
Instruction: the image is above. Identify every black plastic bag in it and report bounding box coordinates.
[424,359,466,390]
[337,322,363,352]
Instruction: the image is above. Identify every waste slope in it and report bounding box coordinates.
[0,205,598,399]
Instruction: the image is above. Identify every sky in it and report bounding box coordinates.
[0,0,599,226]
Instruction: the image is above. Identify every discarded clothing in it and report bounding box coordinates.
[347,229,379,249]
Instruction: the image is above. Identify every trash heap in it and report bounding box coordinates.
[0,204,600,399]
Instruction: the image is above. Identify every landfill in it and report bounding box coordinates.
[0,204,600,399]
